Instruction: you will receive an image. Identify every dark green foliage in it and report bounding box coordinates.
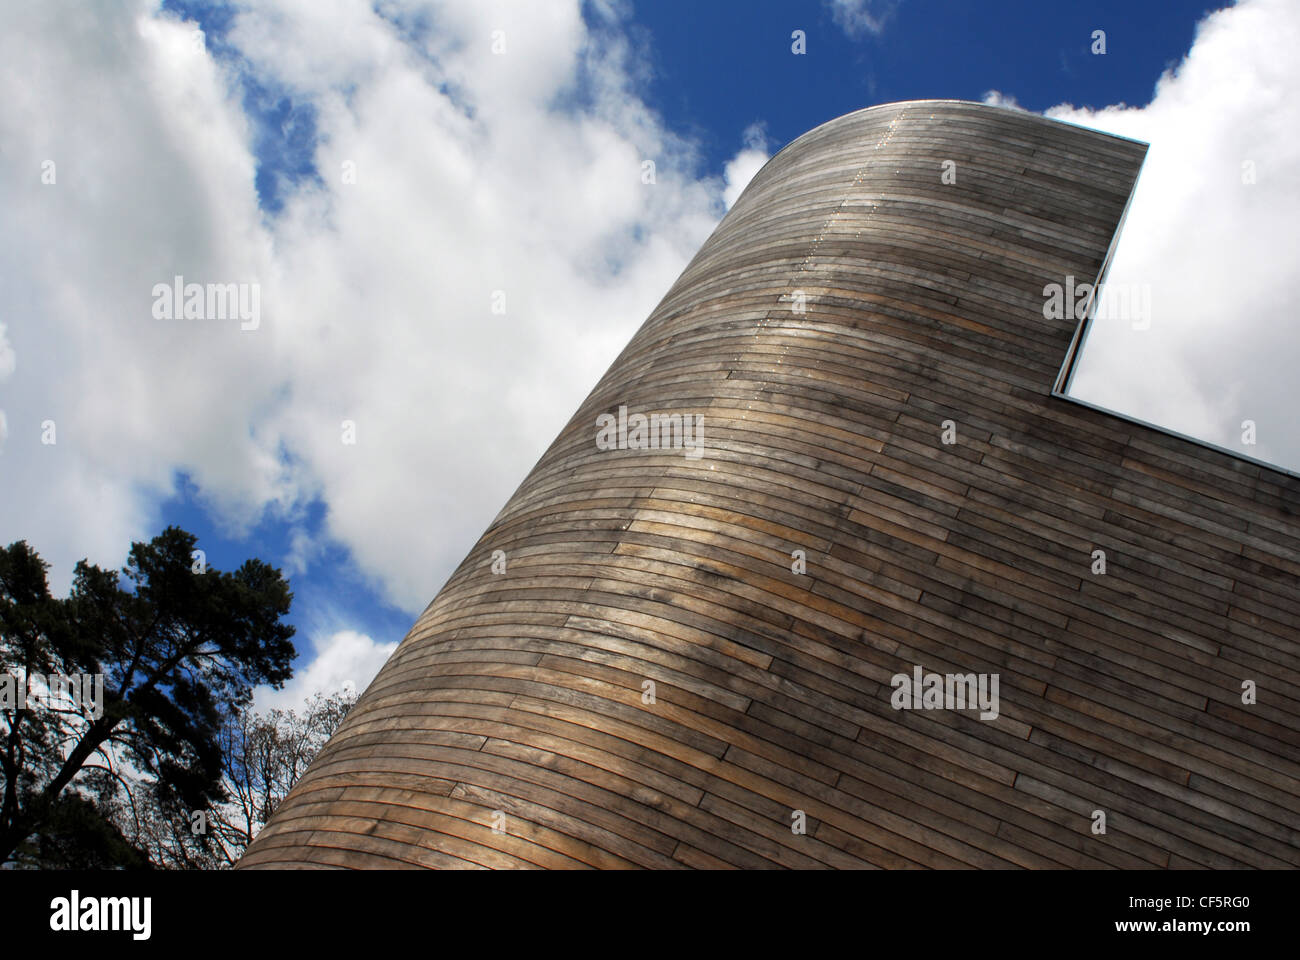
[0,527,296,867]
[17,793,153,870]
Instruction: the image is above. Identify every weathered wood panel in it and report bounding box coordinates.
[240,100,1299,870]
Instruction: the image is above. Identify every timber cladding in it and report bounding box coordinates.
[240,100,1300,870]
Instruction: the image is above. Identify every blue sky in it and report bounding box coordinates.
[2,0,1295,713]
[633,0,1210,159]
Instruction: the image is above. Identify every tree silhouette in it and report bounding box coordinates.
[119,689,358,868]
[0,526,295,866]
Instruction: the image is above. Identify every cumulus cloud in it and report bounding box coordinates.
[1045,0,1300,474]
[723,122,771,210]
[0,0,729,615]
[254,628,397,713]
[1,2,283,579]
[826,0,899,38]
[981,90,1026,112]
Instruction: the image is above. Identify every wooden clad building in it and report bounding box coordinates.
[240,100,1300,870]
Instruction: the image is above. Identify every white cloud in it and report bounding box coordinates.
[0,1,273,579]
[1043,0,1300,473]
[282,526,324,579]
[981,90,1026,111]
[826,0,898,38]
[723,122,771,210]
[0,322,13,455]
[0,323,15,381]
[0,0,729,611]
[254,628,397,713]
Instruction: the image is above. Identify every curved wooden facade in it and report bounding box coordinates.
[241,101,1300,869]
